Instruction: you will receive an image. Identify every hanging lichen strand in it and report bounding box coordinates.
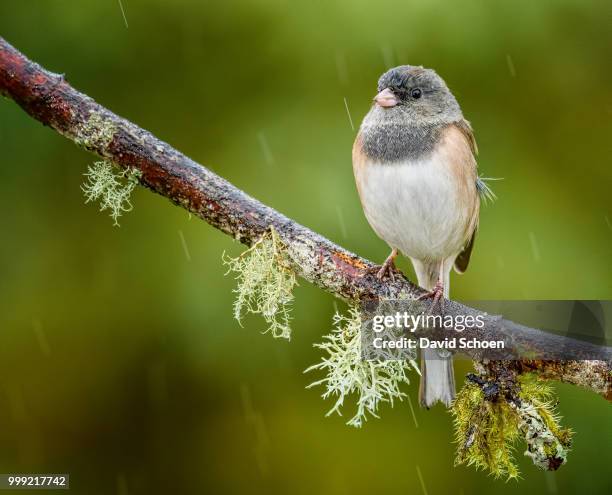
[306,306,418,428]
[451,370,572,480]
[82,160,141,226]
[224,227,297,340]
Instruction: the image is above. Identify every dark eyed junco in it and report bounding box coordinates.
[353,65,480,408]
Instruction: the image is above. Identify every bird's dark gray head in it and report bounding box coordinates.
[358,65,465,162]
[371,65,462,124]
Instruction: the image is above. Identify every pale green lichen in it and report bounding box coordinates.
[223,227,297,340]
[305,307,417,428]
[74,111,116,150]
[516,374,572,471]
[451,373,572,480]
[82,160,141,226]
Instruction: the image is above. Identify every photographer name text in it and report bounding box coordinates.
[371,312,505,350]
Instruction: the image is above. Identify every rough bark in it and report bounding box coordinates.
[1,37,610,399]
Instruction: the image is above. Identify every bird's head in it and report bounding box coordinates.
[372,65,462,123]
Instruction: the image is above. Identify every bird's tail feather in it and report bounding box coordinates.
[419,347,456,407]
[412,259,456,408]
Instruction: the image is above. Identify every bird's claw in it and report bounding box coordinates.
[364,261,397,282]
[365,249,399,282]
[376,261,396,282]
[376,257,397,282]
[418,281,445,314]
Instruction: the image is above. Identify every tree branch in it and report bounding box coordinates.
[1,37,610,399]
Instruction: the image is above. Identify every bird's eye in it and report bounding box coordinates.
[411,88,422,99]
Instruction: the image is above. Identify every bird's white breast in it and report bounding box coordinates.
[354,150,473,262]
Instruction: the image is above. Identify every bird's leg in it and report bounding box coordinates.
[367,248,399,281]
[417,260,446,313]
[377,248,399,281]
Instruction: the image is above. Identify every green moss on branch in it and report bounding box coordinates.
[452,371,572,480]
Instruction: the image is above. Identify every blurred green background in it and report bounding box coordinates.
[1,0,611,493]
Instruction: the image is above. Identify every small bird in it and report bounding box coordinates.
[353,65,483,408]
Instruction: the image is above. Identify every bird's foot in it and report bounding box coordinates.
[376,258,397,281]
[366,249,399,282]
[418,281,445,314]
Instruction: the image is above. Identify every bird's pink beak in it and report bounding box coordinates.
[374,88,399,108]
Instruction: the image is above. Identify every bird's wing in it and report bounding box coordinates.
[454,118,478,156]
[454,229,476,274]
[451,119,479,274]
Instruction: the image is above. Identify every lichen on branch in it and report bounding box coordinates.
[223,227,297,340]
[74,111,116,151]
[452,370,572,480]
[305,306,418,428]
[81,160,141,226]
[514,375,572,471]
